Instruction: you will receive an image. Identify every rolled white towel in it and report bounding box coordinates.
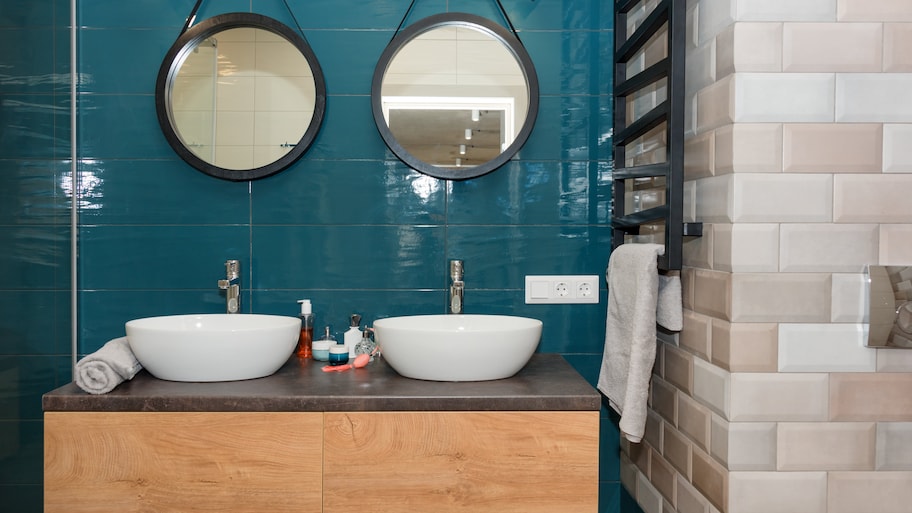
[75,337,143,394]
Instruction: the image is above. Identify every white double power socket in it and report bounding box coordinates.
[524,275,600,304]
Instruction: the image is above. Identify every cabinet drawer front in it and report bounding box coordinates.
[324,411,599,513]
[45,412,323,513]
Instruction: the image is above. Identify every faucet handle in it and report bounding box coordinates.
[225,259,240,278]
[450,259,464,280]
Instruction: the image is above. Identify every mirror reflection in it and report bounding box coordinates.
[171,27,316,170]
[372,13,538,180]
[156,13,325,181]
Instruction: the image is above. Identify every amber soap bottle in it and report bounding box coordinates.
[296,299,314,358]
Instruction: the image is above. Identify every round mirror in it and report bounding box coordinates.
[371,13,539,180]
[156,13,326,181]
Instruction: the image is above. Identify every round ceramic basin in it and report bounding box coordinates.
[372,314,542,381]
[125,314,301,382]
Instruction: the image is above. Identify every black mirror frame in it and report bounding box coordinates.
[155,12,327,181]
[371,12,539,181]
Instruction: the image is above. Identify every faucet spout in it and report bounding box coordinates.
[449,260,464,314]
[218,259,241,314]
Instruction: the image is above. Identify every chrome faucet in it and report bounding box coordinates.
[218,259,241,314]
[449,259,464,314]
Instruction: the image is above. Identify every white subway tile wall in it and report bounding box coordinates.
[624,1,912,512]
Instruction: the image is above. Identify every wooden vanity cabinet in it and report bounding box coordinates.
[45,410,598,513]
[44,412,323,513]
[323,411,599,513]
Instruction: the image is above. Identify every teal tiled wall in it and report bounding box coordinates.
[0,0,74,509]
[0,1,637,511]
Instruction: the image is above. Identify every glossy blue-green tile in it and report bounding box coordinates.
[79,225,251,289]
[252,225,445,289]
[255,289,446,334]
[467,290,606,353]
[307,29,391,96]
[448,161,606,225]
[78,0,189,29]
[0,160,69,224]
[447,224,612,286]
[0,225,68,289]
[0,484,42,513]
[291,0,439,30]
[523,94,614,162]
[77,159,251,225]
[0,291,69,355]
[303,95,389,160]
[0,356,67,419]
[523,30,605,96]
[78,290,243,353]
[600,415,622,481]
[0,0,55,26]
[79,28,175,94]
[0,93,70,158]
[0,28,56,94]
[0,418,43,486]
[500,0,613,31]
[252,159,446,225]
[600,481,622,513]
[563,353,604,388]
[77,93,170,159]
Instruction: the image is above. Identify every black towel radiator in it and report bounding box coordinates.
[611,0,702,271]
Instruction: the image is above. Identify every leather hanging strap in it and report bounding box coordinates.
[179,0,205,36]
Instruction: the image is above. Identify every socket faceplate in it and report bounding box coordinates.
[524,275,600,304]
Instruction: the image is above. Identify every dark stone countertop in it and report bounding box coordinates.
[42,353,600,412]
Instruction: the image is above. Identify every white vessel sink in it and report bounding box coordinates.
[372,314,542,381]
[125,314,300,382]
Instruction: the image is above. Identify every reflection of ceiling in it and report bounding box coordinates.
[388,109,503,167]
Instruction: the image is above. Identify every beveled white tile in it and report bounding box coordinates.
[730,373,829,421]
[696,75,735,133]
[834,174,912,223]
[777,422,876,470]
[676,474,711,513]
[685,131,715,180]
[687,40,717,98]
[879,224,912,265]
[697,0,737,45]
[783,23,882,72]
[884,24,912,72]
[778,323,875,372]
[783,123,883,173]
[726,420,778,471]
[877,422,912,470]
[733,174,833,223]
[828,471,912,513]
[779,224,879,273]
[694,174,734,223]
[637,470,664,513]
[734,73,835,122]
[877,347,912,372]
[736,0,837,21]
[728,471,827,513]
[837,74,912,122]
[731,23,783,72]
[731,272,832,323]
[883,124,912,172]
[831,273,867,322]
[692,358,730,418]
[838,0,912,21]
[714,123,783,174]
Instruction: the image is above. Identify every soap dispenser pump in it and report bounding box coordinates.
[295,299,314,359]
[344,314,362,359]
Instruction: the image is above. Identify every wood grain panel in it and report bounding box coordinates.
[44,412,323,513]
[323,411,599,513]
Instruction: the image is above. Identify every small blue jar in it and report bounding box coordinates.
[328,341,349,366]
